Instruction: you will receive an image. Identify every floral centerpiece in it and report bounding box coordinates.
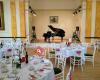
[7,48,12,52]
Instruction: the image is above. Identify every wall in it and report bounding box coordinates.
[0,0,11,37]
[30,10,81,40]
[29,13,34,41]
[30,0,81,10]
[95,1,100,37]
[0,0,26,40]
[0,0,85,42]
[85,0,100,42]
[85,0,92,42]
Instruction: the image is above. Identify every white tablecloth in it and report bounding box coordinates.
[0,57,55,80]
[56,43,87,61]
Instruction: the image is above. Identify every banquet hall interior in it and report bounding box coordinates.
[0,0,100,80]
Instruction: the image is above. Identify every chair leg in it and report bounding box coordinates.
[93,60,94,68]
[55,57,57,66]
[78,61,80,68]
[64,58,66,67]
[63,72,64,80]
[81,64,83,72]
[73,64,75,71]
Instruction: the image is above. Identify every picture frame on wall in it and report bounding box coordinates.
[50,16,58,23]
[0,1,5,30]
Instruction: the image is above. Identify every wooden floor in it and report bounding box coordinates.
[71,50,100,80]
[59,50,99,80]
[27,41,100,80]
[31,38,67,43]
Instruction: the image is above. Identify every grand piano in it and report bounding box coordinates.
[43,25,65,42]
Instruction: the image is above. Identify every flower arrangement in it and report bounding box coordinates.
[56,48,60,51]
[7,48,12,52]
[76,51,81,56]
[66,42,71,47]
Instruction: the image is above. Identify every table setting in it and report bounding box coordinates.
[0,55,55,80]
[26,56,55,80]
[56,43,87,61]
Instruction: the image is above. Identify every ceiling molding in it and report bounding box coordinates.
[29,0,81,10]
[34,9,74,11]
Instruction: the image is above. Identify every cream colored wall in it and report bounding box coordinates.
[30,10,81,40]
[30,0,81,10]
[0,0,27,41]
[29,13,34,41]
[84,0,100,42]
[95,1,100,37]
[0,0,82,42]
[0,0,11,37]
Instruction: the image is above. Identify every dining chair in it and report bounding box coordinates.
[70,50,83,72]
[48,47,55,59]
[95,40,100,51]
[47,43,58,64]
[54,55,66,80]
[66,65,73,80]
[84,43,96,68]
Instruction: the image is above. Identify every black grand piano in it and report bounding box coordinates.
[43,25,65,42]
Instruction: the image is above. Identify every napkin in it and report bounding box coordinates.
[43,67,51,70]
[29,74,36,80]
[33,61,39,65]
[1,68,9,73]
[42,59,49,64]
[8,74,15,78]
[29,66,34,71]
[38,69,44,72]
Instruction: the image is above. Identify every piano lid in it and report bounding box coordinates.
[48,25,65,33]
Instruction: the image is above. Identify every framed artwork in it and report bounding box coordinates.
[0,1,5,30]
[50,16,58,23]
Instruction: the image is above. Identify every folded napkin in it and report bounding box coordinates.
[43,67,51,70]
[33,61,39,65]
[8,74,15,78]
[29,74,36,80]
[29,66,34,71]
[44,63,51,67]
[1,68,9,73]
[38,69,44,72]
[29,74,36,78]
[56,48,60,51]
[42,59,50,64]
[37,68,49,74]
[12,69,18,74]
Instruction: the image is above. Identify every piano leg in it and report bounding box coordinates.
[44,37,51,43]
[52,37,54,41]
[44,37,47,42]
[61,37,63,42]
[48,38,50,43]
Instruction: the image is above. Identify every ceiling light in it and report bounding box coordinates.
[29,6,37,16]
[73,5,82,15]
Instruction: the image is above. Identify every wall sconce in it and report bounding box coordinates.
[73,5,82,15]
[29,6,37,16]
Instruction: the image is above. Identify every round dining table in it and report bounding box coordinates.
[0,56,55,80]
[56,43,87,61]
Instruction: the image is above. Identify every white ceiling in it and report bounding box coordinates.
[29,0,82,10]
